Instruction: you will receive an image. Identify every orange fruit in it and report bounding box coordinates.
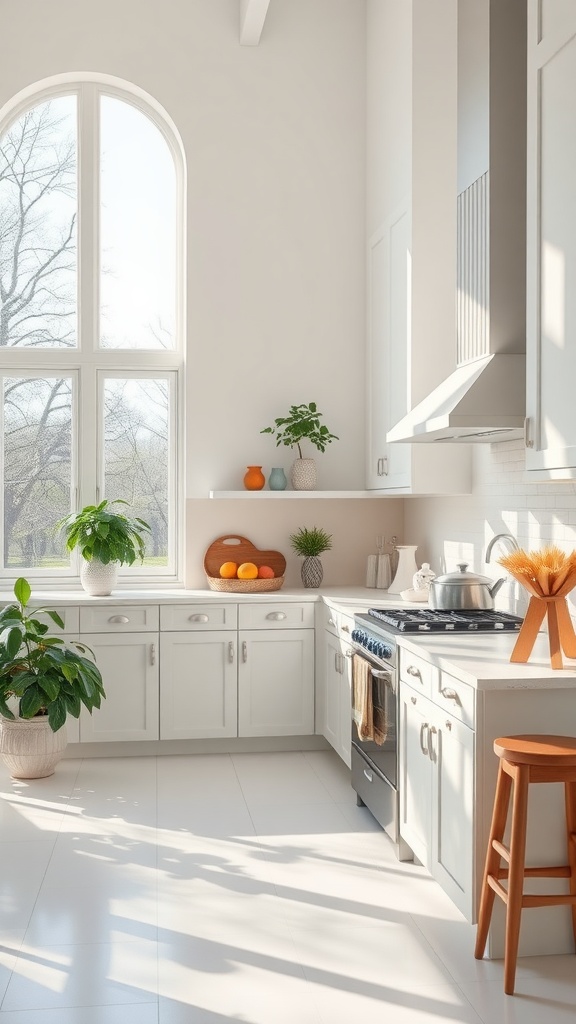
[237,562,258,580]
[258,565,275,579]
[219,561,238,579]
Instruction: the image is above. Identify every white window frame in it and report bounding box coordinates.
[0,75,186,587]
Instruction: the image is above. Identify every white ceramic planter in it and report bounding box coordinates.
[0,717,67,779]
[80,558,119,596]
[291,458,317,490]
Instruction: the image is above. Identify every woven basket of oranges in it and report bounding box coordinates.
[203,535,286,593]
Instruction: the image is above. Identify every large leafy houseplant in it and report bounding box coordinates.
[0,578,105,733]
[58,499,151,565]
[261,402,339,458]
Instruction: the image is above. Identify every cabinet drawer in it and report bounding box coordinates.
[238,603,314,629]
[399,648,437,697]
[80,605,159,632]
[160,604,237,631]
[30,605,79,635]
[433,671,475,729]
[321,604,356,641]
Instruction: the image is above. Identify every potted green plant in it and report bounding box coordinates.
[261,402,339,490]
[0,577,106,778]
[57,499,151,596]
[289,526,333,588]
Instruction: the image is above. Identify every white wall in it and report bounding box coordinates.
[0,0,400,586]
[404,440,576,616]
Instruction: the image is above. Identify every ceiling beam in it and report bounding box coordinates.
[240,0,271,45]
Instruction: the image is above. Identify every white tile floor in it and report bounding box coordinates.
[0,749,575,1022]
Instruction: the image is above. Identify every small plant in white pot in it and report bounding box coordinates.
[58,499,151,596]
[261,402,338,490]
[290,526,333,587]
[0,578,106,778]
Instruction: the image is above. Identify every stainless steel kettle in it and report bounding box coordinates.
[428,562,506,611]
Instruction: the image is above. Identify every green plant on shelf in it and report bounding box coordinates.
[261,402,339,458]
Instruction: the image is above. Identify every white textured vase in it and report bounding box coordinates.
[291,458,317,491]
[388,545,419,595]
[0,718,67,779]
[80,558,119,596]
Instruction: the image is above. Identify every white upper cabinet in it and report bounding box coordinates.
[365,0,472,494]
[526,1,576,475]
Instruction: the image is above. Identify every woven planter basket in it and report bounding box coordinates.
[204,535,286,594]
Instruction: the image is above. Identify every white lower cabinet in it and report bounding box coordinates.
[238,629,314,737]
[78,632,159,742]
[317,607,354,767]
[160,631,237,739]
[400,677,474,920]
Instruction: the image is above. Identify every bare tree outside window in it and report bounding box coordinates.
[0,96,77,350]
[104,377,170,565]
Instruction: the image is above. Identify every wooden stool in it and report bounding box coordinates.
[474,735,576,994]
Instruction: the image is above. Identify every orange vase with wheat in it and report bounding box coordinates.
[498,545,576,669]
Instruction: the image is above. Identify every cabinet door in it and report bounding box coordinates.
[160,632,237,739]
[339,646,352,768]
[79,633,159,742]
[526,3,576,474]
[238,629,314,737]
[430,713,475,920]
[366,209,412,490]
[323,632,342,753]
[399,684,431,866]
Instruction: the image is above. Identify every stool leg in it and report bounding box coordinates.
[504,763,529,996]
[564,780,576,948]
[475,760,512,960]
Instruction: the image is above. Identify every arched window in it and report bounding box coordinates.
[0,79,185,583]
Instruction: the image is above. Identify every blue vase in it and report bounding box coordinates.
[268,467,287,491]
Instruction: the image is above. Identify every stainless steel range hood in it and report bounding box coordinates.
[387,0,527,445]
[386,353,525,443]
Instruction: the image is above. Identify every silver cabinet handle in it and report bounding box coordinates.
[344,648,354,658]
[109,615,129,624]
[228,641,235,663]
[363,768,373,783]
[266,612,287,621]
[334,652,339,672]
[445,719,452,731]
[341,624,350,633]
[150,643,156,666]
[406,665,421,677]
[242,641,248,662]
[524,415,534,449]
[189,613,209,623]
[440,686,461,705]
[328,617,336,627]
[410,695,417,704]
[429,724,438,761]
[420,722,430,756]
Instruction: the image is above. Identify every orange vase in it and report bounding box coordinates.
[243,465,265,490]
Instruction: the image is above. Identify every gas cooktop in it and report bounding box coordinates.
[361,607,523,634]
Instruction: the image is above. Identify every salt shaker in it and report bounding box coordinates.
[413,563,435,593]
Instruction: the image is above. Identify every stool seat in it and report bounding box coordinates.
[494,734,576,767]
[475,733,576,995]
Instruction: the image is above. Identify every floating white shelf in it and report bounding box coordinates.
[209,490,388,499]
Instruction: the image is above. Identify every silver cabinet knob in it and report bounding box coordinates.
[440,686,461,705]
[266,612,286,621]
[189,613,209,623]
[109,615,129,624]
[406,665,421,677]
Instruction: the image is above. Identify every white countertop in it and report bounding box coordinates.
[0,585,401,607]
[397,630,576,690]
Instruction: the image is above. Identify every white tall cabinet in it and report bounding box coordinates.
[525,2,576,476]
[365,0,471,495]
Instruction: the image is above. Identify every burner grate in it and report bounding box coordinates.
[367,608,523,633]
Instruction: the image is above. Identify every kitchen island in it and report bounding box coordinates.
[396,629,576,960]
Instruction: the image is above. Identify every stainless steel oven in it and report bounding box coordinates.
[350,607,523,861]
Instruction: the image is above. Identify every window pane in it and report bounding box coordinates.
[103,378,170,566]
[0,97,77,349]
[3,376,72,568]
[100,97,176,350]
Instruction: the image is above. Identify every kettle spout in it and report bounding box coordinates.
[489,577,507,599]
